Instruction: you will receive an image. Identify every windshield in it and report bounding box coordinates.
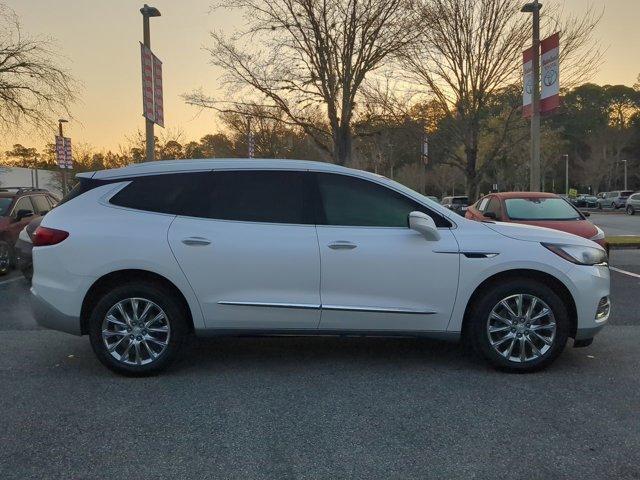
[452,197,468,204]
[505,198,581,221]
[0,197,12,216]
[621,191,634,197]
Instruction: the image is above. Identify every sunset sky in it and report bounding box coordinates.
[3,0,639,152]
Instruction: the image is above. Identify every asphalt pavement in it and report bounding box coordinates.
[1,252,640,479]
[589,211,640,236]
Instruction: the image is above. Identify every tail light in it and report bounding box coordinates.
[32,227,69,247]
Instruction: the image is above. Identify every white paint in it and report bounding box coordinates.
[610,266,640,279]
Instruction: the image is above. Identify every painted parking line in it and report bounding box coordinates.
[610,266,640,279]
[0,277,23,286]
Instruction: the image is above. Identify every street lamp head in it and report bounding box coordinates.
[140,4,161,17]
[521,1,542,13]
[58,119,68,124]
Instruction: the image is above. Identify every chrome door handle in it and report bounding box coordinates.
[182,236,211,246]
[328,241,357,250]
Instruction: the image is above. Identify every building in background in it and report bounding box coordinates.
[0,167,63,198]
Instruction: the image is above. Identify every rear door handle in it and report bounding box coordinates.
[182,236,211,246]
[328,241,357,250]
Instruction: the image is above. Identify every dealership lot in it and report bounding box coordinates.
[1,250,639,479]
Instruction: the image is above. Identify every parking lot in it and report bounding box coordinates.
[1,244,639,479]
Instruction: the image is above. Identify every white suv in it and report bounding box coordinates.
[31,159,610,375]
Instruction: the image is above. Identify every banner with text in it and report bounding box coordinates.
[140,43,164,127]
[540,32,560,114]
[522,46,534,118]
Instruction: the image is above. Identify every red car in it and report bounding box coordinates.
[466,192,608,250]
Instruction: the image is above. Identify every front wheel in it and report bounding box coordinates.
[88,282,188,376]
[468,279,569,372]
[627,206,635,215]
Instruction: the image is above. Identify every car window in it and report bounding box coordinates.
[31,195,51,215]
[504,198,581,220]
[485,197,501,217]
[477,198,490,211]
[620,191,633,197]
[0,197,12,216]
[197,170,312,224]
[315,172,450,228]
[12,197,34,217]
[452,197,468,205]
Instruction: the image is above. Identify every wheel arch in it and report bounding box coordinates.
[80,269,195,335]
[461,269,578,341]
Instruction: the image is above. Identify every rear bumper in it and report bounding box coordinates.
[31,287,82,335]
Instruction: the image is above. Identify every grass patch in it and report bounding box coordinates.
[607,236,640,248]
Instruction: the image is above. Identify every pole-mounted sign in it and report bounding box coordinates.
[55,136,73,170]
[140,43,163,127]
[523,32,560,117]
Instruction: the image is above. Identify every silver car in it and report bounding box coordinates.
[626,192,640,215]
[597,191,634,210]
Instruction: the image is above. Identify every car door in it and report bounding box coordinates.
[168,170,321,330]
[313,172,460,332]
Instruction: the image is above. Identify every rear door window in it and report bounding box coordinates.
[31,195,52,215]
[12,197,34,217]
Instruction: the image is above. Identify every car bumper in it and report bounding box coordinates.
[31,287,82,335]
[565,264,610,340]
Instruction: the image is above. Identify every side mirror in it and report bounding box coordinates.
[408,211,440,241]
[15,209,34,222]
[483,211,497,220]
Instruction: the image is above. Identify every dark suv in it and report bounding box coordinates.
[0,187,58,275]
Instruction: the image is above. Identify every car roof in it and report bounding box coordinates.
[81,158,358,180]
[490,192,559,199]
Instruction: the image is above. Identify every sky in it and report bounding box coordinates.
[2,0,639,152]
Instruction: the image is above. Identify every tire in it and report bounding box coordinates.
[467,279,569,373]
[627,206,635,216]
[88,281,188,376]
[0,241,12,276]
[21,265,33,282]
[597,203,602,210]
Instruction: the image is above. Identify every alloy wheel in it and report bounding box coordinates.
[101,297,171,366]
[486,294,556,363]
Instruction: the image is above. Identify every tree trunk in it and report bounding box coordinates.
[465,146,478,202]
[333,123,352,166]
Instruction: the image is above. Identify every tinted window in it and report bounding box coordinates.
[316,173,449,228]
[194,171,311,224]
[477,198,490,211]
[620,191,633,197]
[110,172,208,216]
[31,195,51,215]
[485,197,501,217]
[452,197,468,205]
[0,197,11,216]
[12,197,34,217]
[505,198,581,220]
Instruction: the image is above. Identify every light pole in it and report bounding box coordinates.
[522,0,542,192]
[563,153,568,195]
[140,4,161,163]
[58,119,69,196]
[621,159,628,190]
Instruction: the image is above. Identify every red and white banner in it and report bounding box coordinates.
[140,43,155,123]
[152,53,164,127]
[522,46,534,118]
[55,136,73,169]
[540,32,560,113]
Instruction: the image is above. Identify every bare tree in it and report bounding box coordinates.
[185,0,415,165]
[0,4,76,133]
[401,0,602,199]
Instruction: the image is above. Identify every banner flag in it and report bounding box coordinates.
[522,46,535,118]
[540,32,560,113]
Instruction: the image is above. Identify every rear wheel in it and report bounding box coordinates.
[627,206,635,215]
[0,241,12,276]
[468,279,569,372]
[88,281,188,376]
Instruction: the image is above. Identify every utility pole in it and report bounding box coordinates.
[58,119,68,196]
[563,154,569,195]
[140,4,161,163]
[622,159,628,190]
[522,1,542,192]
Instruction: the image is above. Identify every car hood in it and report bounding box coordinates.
[509,219,597,240]
[482,221,600,248]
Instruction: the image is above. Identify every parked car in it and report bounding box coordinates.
[0,187,58,275]
[625,192,640,215]
[441,196,469,215]
[465,192,608,251]
[32,159,610,376]
[597,190,634,209]
[425,196,440,204]
[14,216,43,282]
[573,194,598,208]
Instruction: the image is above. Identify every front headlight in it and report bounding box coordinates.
[542,243,608,266]
[590,226,605,241]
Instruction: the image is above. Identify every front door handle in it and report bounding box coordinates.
[182,236,211,246]
[328,241,357,250]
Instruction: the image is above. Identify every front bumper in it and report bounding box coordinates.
[31,288,82,335]
[565,264,610,340]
